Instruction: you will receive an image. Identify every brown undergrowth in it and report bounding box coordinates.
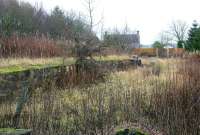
[0,57,199,135]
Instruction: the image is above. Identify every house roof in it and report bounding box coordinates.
[105,34,139,45]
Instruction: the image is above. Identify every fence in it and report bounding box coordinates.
[133,48,185,57]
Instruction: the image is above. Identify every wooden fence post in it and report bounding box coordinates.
[156,48,159,57]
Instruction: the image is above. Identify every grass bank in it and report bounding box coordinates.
[0,55,130,74]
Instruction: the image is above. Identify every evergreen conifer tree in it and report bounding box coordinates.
[186,21,200,51]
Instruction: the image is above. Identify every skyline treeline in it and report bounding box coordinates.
[0,0,94,40]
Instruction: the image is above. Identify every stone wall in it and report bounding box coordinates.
[0,60,135,97]
[0,65,65,97]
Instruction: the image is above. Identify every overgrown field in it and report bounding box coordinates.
[0,56,200,135]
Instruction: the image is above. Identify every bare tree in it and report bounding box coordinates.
[159,31,173,47]
[83,0,95,31]
[70,0,104,61]
[83,0,103,32]
[168,20,189,42]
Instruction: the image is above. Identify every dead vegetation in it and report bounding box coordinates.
[0,35,64,58]
[0,56,199,135]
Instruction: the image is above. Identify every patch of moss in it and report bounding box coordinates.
[0,63,62,74]
[0,66,25,74]
[0,56,127,74]
[0,128,32,135]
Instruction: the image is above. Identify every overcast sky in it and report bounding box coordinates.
[22,0,200,45]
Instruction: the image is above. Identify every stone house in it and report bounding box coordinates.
[104,31,140,50]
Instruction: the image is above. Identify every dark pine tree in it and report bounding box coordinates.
[186,21,200,51]
[177,40,184,48]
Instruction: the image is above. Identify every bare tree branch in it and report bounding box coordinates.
[159,31,173,47]
[83,0,95,31]
[83,0,103,32]
[168,20,189,42]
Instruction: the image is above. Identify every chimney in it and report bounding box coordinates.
[136,31,140,48]
[137,30,139,36]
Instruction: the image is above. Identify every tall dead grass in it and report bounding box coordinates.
[0,57,199,135]
[0,35,64,58]
[146,57,200,135]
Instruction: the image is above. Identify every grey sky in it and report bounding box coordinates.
[22,0,200,45]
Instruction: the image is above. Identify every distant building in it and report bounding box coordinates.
[104,31,140,50]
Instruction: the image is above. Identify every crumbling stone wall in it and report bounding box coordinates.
[0,60,135,97]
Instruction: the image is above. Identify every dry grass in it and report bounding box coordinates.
[0,57,199,135]
[0,57,65,68]
[0,57,75,73]
[0,55,130,67]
